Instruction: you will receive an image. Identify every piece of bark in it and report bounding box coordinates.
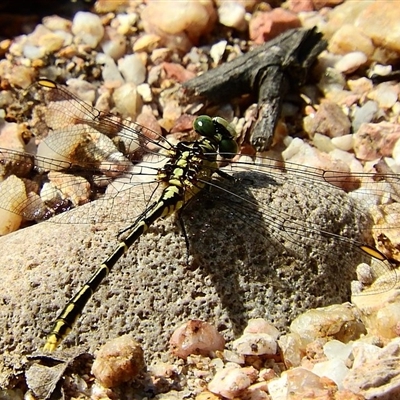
[183,27,327,151]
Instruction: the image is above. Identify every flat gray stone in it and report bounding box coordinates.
[0,167,371,386]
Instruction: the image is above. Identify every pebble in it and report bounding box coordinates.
[343,340,400,398]
[267,367,332,400]
[312,132,336,153]
[47,171,91,207]
[323,339,353,362]
[118,54,146,84]
[0,62,35,88]
[91,335,145,388]
[353,122,400,160]
[312,357,349,390]
[101,27,126,60]
[115,12,139,36]
[0,122,28,154]
[331,134,353,152]
[169,320,225,359]
[244,318,280,339]
[351,100,378,133]
[232,333,277,356]
[334,51,368,74]
[112,82,142,119]
[96,53,124,84]
[325,0,400,64]
[141,0,217,52]
[136,83,152,102]
[290,303,364,346]
[36,117,130,177]
[210,40,227,66]
[249,8,301,44]
[328,24,374,57]
[347,77,373,95]
[305,100,351,138]
[133,34,161,53]
[72,12,104,48]
[356,0,400,55]
[208,366,252,399]
[278,333,303,368]
[367,83,399,110]
[0,176,26,235]
[42,15,72,32]
[287,0,314,13]
[282,138,355,191]
[218,2,247,31]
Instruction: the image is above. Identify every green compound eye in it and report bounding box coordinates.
[219,138,238,159]
[212,117,238,159]
[193,115,215,138]
[212,116,237,139]
[193,115,238,159]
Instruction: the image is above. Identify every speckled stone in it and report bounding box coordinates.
[0,167,372,385]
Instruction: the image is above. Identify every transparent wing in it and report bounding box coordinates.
[184,157,399,296]
[1,80,398,297]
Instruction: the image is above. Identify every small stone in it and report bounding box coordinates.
[287,0,314,13]
[101,27,126,60]
[118,54,146,84]
[313,132,336,153]
[218,2,247,31]
[112,82,142,119]
[169,320,225,359]
[353,122,400,160]
[249,8,301,44]
[210,40,227,65]
[42,15,72,32]
[357,1,400,54]
[136,83,152,102]
[161,62,196,83]
[312,358,349,390]
[313,0,344,10]
[268,368,329,399]
[367,83,399,110]
[47,171,91,207]
[232,333,277,356]
[328,24,374,57]
[95,0,128,13]
[133,34,161,53]
[72,12,104,48]
[278,333,303,368]
[290,303,364,345]
[323,340,353,362]
[243,318,280,339]
[331,134,353,152]
[306,101,351,139]
[141,0,217,52]
[195,391,220,400]
[351,100,378,133]
[282,139,354,192]
[91,335,145,388]
[334,52,368,74]
[208,366,251,399]
[97,54,124,85]
[347,77,373,95]
[343,339,400,398]
[0,176,27,235]
[323,1,370,39]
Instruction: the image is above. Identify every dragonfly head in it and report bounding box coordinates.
[193,115,238,159]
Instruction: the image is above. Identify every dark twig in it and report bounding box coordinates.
[183,27,327,151]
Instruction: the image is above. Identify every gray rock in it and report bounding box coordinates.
[0,166,372,386]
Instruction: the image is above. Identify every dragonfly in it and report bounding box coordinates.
[0,79,398,351]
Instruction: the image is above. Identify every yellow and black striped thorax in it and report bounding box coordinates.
[157,116,238,204]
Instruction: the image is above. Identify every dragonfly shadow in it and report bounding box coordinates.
[182,167,376,336]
